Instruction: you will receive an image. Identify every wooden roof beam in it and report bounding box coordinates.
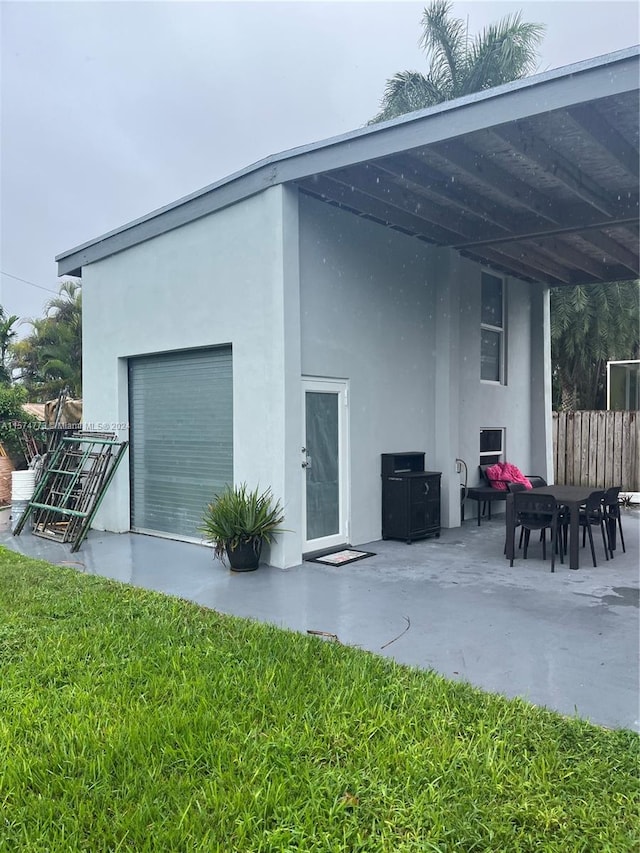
[430,139,563,223]
[579,231,639,276]
[299,177,571,284]
[372,153,516,234]
[387,152,640,247]
[528,236,617,281]
[326,165,476,242]
[299,179,618,286]
[485,242,574,283]
[296,176,449,243]
[467,247,564,285]
[492,125,616,216]
[451,208,638,250]
[568,104,640,179]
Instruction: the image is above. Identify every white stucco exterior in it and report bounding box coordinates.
[298,194,550,547]
[81,184,551,568]
[83,185,302,568]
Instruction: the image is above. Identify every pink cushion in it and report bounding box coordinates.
[485,462,532,491]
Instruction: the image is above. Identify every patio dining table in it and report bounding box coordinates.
[505,484,599,571]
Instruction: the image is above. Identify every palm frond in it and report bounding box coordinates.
[419,0,468,96]
[465,14,545,93]
[368,2,544,124]
[368,71,443,124]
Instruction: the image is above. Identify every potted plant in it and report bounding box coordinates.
[200,483,286,571]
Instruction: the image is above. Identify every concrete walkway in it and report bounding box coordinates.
[2,510,639,732]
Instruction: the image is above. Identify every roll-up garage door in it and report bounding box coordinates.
[129,347,233,539]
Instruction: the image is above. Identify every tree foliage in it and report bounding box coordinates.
[0,384,37,460]
[550,282,640,410]
[369,1,544,123]
[11,280,82,401]
[0,306,19,385]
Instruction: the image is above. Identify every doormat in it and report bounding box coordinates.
[307,549,376,566]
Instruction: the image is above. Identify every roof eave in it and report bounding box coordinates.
[56,46,640,277]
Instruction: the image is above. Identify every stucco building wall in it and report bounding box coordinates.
[80,186,550,566]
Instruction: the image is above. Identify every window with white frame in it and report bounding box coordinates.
[479,428,504,466]
[480,272,504,383]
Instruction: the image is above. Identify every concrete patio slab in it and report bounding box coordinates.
[2,510,639,732]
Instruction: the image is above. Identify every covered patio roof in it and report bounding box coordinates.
[57,47,639,287]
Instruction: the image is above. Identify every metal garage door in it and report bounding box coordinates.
[129,347,233,539]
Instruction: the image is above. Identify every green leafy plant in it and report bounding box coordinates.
[619,493,633,509]
[200,483,285,561]
[0,385,38,463]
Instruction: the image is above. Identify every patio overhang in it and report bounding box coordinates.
[57,47,639,287]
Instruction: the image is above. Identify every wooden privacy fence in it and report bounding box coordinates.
[553,411,639,491]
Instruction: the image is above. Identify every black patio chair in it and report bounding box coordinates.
[578,490,610,567]
[507,482,566,554]
[510,492,562,572]
[477,465,493,518]
[602,486,626,555]
[506,482,528,551]
[526,475,547,488]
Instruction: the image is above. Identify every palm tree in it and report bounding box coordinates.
[44,279,82,326]
[369,1,545,123]
[0,306,19,384]
[42,279,82,395]
[10,280,82,400]
[551,282,640,410]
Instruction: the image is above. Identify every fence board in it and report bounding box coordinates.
[596,410,606,486]
[564,412,573,486]
[613,412,623,487]
[582,413,592,486]
[588,412,598,487]
[573,413,582,485]
[553,410,639,491]
[621,412,630,493]
[604,414,611,486]
[630,412,638,491]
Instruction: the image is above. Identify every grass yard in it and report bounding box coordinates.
[0,550,638,852]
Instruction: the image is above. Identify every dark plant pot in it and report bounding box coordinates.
[226,538,262,572]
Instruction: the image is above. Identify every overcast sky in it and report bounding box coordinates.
[1,0,638,325]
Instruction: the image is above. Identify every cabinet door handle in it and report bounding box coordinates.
[424,482,430,495]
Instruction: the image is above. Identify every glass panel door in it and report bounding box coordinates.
[302,378,348,553]
[305,392,339,541]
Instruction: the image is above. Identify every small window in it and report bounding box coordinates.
[481,272,504,383]
[480,428,504,466]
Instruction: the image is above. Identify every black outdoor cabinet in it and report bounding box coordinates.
[381,453,441,543]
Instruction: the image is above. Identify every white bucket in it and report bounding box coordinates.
[11,470,36,502]
[11,500,29,532]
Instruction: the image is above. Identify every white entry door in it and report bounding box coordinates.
[302,378,349,553]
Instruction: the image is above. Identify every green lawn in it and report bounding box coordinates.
[0,550,637,852]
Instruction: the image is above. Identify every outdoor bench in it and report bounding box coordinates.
[466,486,508,526]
